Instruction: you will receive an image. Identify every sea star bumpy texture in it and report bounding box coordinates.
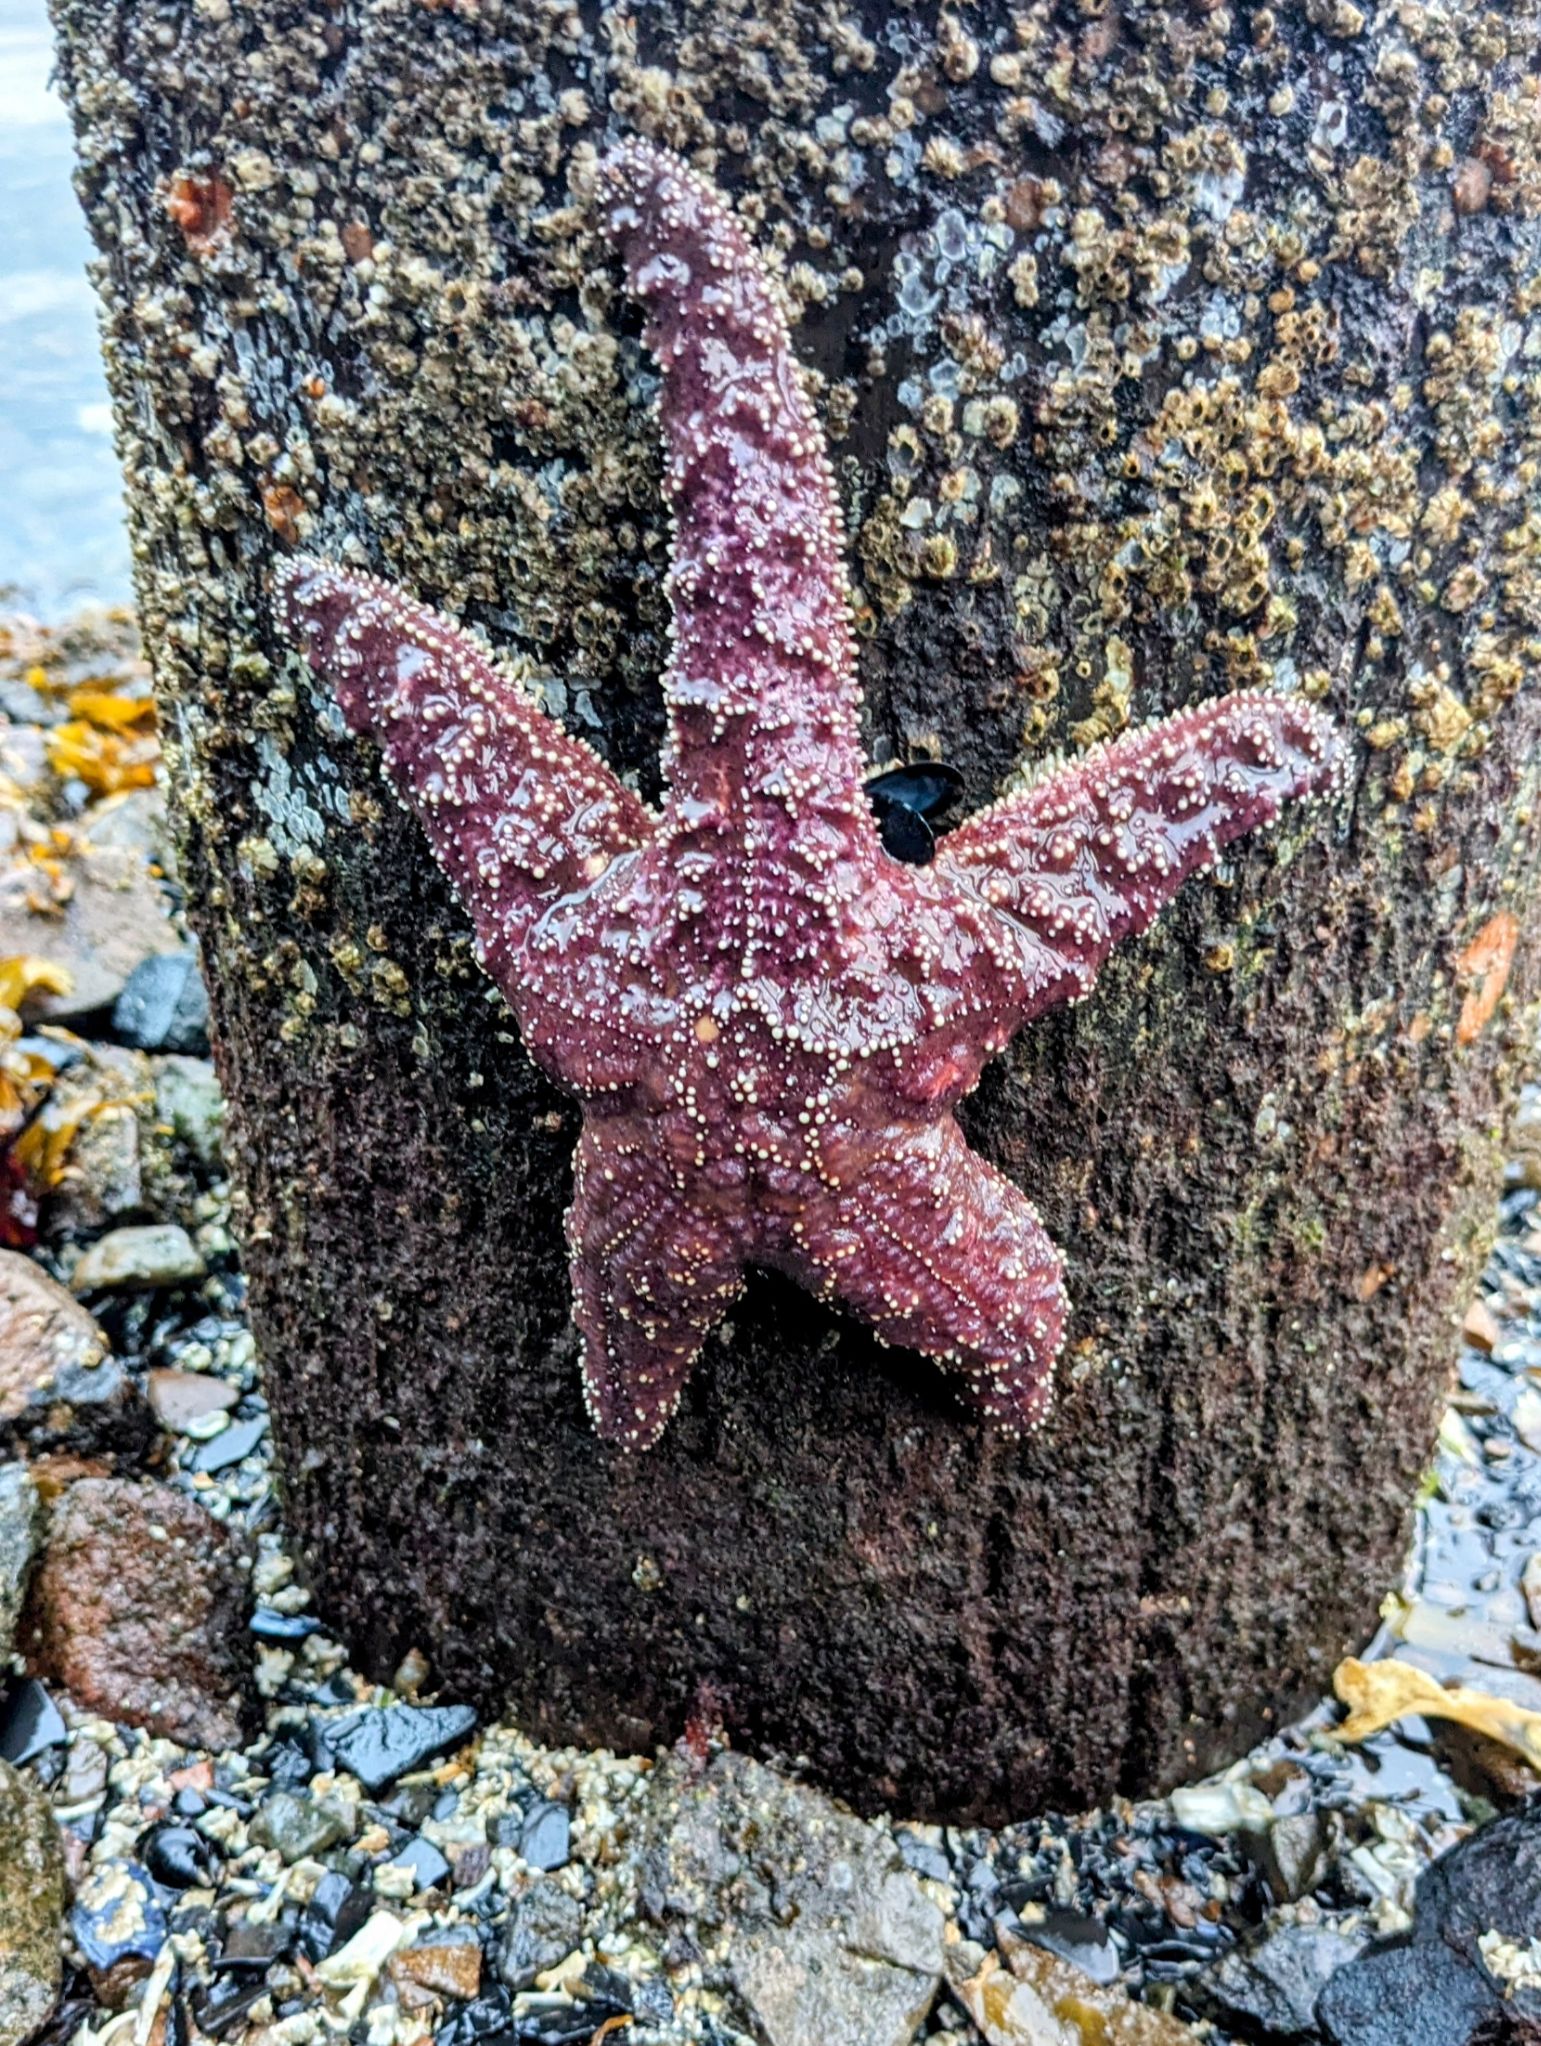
[275,140,1345,1451]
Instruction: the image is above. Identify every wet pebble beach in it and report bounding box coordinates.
[2,606,1540,2046]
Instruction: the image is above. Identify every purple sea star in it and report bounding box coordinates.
[275,140,1345,1451]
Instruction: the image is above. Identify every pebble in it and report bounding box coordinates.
[300,1870,373,1962]
[1249,1809,1333,1903]
[391,1927,482,1999]
[146,1366,238,1430]
[249,1787,356,1862]
[0,1248,108,1415]
[519,1796,571,1871]
[69,1858,166,2005]
[20,1475,252,1750]
[498,1879,582,1990]
[1523,1553,1541,1633]
[152,1055,225,1172]
[0,1679,66,1767]
[1203,1923,1367,2036]
[112,950,210,1054]
[184,1411,268,1473]
[70,1222,205,1291]
[382,1832,452,1893]
[0,1463,39,1661]
[140,1821,222,1889]
[328,1701,478,1792]
[1008,1905,1119,1986]
[0,1756,64,2046]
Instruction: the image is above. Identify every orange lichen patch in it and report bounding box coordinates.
[1456,910,1520,1046]
[166,172,234,256]
[44,720,159,797]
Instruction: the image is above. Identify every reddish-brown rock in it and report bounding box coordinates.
[21,1478,252,1751]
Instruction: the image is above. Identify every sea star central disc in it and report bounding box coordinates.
[276,140,1345,1450]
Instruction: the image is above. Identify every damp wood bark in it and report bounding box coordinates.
[49,0,1541,1821]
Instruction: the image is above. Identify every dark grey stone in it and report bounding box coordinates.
[498,1880,583,1991]
[385,1834,452,1893]
[1317,1942,1499,2046]
[519,1799,571,1871]
[1205,1923,1366,2036]
[113,953,210,1055]
[328,1703,478,1793]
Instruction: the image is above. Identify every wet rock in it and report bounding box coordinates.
[1248,1810,1334,1902]
[69,1858,166,2005]
[140,1821,222,1890]
[299,1870,372,1962]
[1416,1805,1541,1978]
[250,1788,355,1863]
[20,1477,252,1750]
[0,1254,148,1463]
[1464,1300,1504,1354]
[392,1927,482,1999]
[47,1096,144,1237]
[38,1042,162,1243]
[635,1749,944,2046]
[112,952,209,1055]
[383,1833,451,1893]
[0,1756,64,2046]
[949,1938,1198,2044]
[249,1605,320,1643]
[1317,1939,1499,2046]
[6,1358,152,1467]
[1203,1923,1367,2036]
[498,1879,583,1990]
[0,1462,39,1659]
[1318,1805,1541,2044]
[328,1702,478,1792]
[520,1797,571,1870]
[0,1678,66,1765]
[151,1056,224,1174]
[1010,1907,1119,1986]
[70,1222,205,1292]
[146,1367,238,1431]
[0,792,182,1023]
[183,1411,267,1474]
[0,1250,108,1415]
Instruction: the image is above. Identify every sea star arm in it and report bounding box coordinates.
[596,141,874,832]
[568,1117,746,1450]
[937,693,1342,1020]
[274,556,654,973]
[783,1119,1067,1429]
